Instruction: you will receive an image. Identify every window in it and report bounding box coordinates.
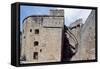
[30,29,32,32]
[35,29,39,34]
[33,52,38,59]
[40,49,42,52]
[24,36,26,39]
[77,24,80,27]
[34,41,39,46]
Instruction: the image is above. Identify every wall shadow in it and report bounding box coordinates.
[61,26,76,62]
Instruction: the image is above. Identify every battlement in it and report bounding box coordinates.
[50,9,64,16]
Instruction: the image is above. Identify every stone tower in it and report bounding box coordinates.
[20,9,64,63]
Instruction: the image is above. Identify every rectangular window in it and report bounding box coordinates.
[35,29,39,34]
[33,52,38,59]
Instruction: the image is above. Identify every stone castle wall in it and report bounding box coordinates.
[68,10,96,60]
[80,10,96,60]
[20,9,64,63]
[20,9,96,63]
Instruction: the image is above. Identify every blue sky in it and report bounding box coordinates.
[20,5,92,32]
[20,5,52,32]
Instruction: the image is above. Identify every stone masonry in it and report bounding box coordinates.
[20,9,64,63]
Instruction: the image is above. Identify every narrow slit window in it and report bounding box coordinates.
[30,29,32,32]
[40,49,42,52]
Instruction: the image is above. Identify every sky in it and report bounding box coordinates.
[20,5,92,32]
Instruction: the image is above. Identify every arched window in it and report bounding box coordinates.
[34,41,39,46]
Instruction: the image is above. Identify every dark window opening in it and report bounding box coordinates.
[30,29,32,32]
[40,49,42,52]
[34,41,39,46]
[77,24,80,27]
[24,36,26,39]
[21,55,26,61]
[33,52,38,59]
[35,29,39,34]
